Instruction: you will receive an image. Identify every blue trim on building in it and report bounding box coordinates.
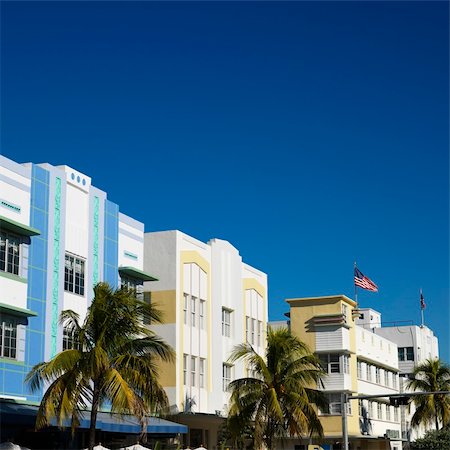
[1,165,50,401]
[103,200,119,288]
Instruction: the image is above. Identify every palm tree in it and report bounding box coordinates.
[26,282,174,450]
[406,358,450,431]
[227,327,327,450]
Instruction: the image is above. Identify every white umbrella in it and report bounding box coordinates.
[83,444,110,450]
[0,444,20,450]
[0,444,30,450]
[125,445,152,450]
[194,447,207,450]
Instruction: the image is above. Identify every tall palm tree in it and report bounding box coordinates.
[227,327,327,450]
[26,282,174,450]
[406,358,450,431]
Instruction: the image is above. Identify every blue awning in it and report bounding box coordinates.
[0,401,187,435]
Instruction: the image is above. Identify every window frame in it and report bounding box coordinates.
[222,363,232,392]
[0,316,18,359]
[0,232,21,276]
[64,253,85,296]
[222,308,231,337]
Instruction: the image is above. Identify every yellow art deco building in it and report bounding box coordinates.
[280,295,402,450]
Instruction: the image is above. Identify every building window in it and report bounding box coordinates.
[223,364,232,391]
[0,232,20,276]
[120,275,143,300]
[191,356,196,387]
[251,318,256,345]
[183,293,188,325]
[319,354,341,374]
[0,317,17,359]
[191,296,197,327]
[245,316,250,342]
[398,347,414,361]
[257,320,262,346]
[384,370,389,387]
[199,299,206,329]
[199,358,205,388]
[386,405,391,421]
[62,325,79,350]
[357,361,362,379]
[183,354,188,385]
[375,367,381,384]
[394,406,399,422]
[367,364,372,382]
[377,402,382,420]
[392,372,397,389]
[369,401,374,417]
[342,303,348,322]
[319,393,351,415]
[222,308,231,337]
[64,253,85,296]
[343,355,350,374]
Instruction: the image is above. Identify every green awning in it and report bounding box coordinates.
[0,215,40,237]
[119,266,158,282]
[0,303,38,317]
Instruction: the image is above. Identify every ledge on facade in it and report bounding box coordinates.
[0,215,40,237]
[0,302,37,317]
[118,266,158,282]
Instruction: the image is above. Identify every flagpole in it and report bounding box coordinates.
[354,261,358,307]
[420,288,424,327]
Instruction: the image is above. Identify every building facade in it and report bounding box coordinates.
[144,230,268,448]
[0,155,169,440]
[373,318,439,443]
[277,295,402,450]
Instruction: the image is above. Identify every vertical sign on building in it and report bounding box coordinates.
[93,195,99,286]
[51,177,61,357]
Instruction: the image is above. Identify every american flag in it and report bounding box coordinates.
[420,291,426,310]
[354,267,378,292]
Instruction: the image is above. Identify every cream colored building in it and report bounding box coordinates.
[144,230,268,449]
[275,295,402,450]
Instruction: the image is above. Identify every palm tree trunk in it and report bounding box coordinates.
[435,415,439,431]
[89,381,101,450]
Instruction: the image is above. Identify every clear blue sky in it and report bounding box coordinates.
[1,2,449,360]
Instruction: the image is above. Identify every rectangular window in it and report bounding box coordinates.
[183,354,188,385]
[0,232,20,276]
[62,326,79,351]
[394,406,399,422]
[191,356,196,387]
[377,403,382,420]
[64,253,85,296]
[341,303,348,322]
[257,320,262,346]
[398,347,405,361]
[199,299,205,329]
[222,364,232,392]
[406,347,414,361]
[251,318,256,345]
[386,405,391,421]
[121,275,144,300]
[319,393,350,415]
[0,317,17,359]
[319,354,341,374]
[222,309,231,337]
[375,367,381,384]
[367,364,372,382]
[384,370,389,387]
[199,358,205,388]
[245,316,250,342]
[183,293,188,325]
[191,296,196,327]
[369,401,374,417]
[357,361,362,379]
[343,355,350,374]
[392,372,397,389]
